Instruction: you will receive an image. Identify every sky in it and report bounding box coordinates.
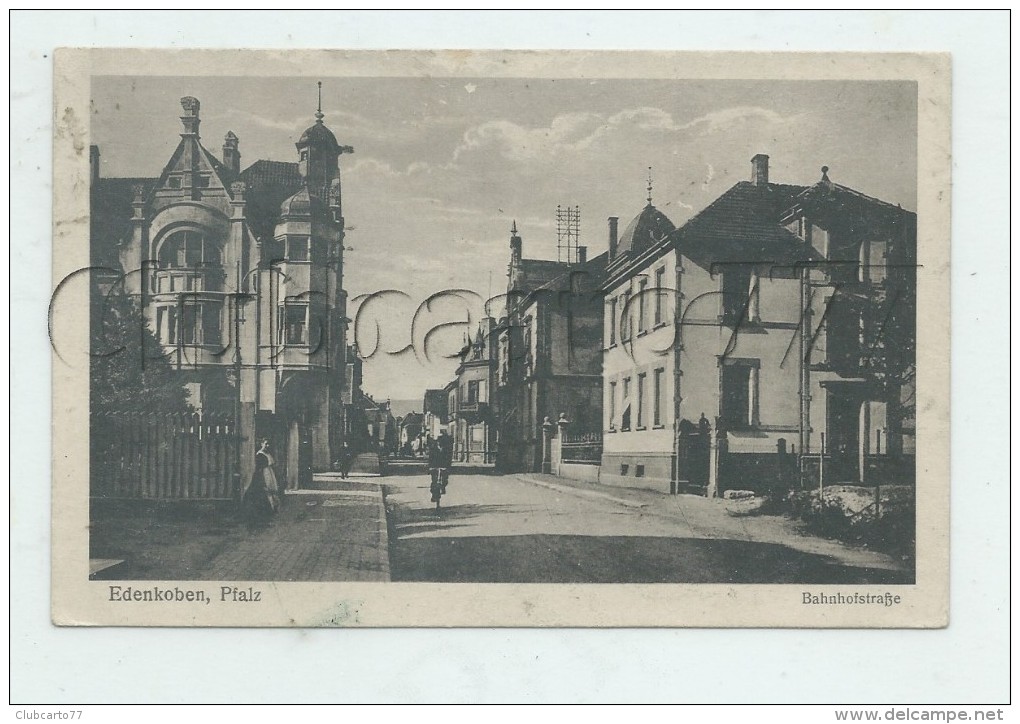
[92,75,917,402]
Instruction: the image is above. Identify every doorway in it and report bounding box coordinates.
[826,392,862,483]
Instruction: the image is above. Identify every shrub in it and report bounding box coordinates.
[790,485,915,560]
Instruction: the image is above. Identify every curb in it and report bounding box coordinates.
[374,483,391,581]
[514,474,648,509]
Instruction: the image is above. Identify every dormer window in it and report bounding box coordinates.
[196,175,211,188]
[859,240,888,284]
[168,177,182,189]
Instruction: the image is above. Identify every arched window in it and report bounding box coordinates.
[157,229,221,269]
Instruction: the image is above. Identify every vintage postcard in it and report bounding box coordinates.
[51,49,950,627]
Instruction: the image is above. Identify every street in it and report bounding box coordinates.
[384,470,910,584]
[90,469,909,585]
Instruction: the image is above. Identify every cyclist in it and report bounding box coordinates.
[427,431,453,508]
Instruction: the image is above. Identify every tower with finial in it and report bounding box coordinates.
[646,166,654,206]
[820,165,834,192]
[296,80,343,199]
[509,219,522,270]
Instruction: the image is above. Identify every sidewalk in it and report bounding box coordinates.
[204,474,390,581]
[516,472,909,574]
[91,474,391,581]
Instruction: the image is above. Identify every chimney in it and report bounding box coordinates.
[577,246,587,264]
[751,154,769,186]
[89,145,100,185]
[179,96,201,137]
[608,217,619,259]
[222,131,240,175]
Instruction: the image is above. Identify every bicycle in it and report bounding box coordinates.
[429,466,449,511]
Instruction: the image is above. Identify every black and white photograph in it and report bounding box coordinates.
[14,8,1012,711]
[48,48,950,628]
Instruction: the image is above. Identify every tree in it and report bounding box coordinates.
[90,287,192,414]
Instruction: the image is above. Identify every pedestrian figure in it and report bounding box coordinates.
[243,438,281,530]
[337,441,352,480]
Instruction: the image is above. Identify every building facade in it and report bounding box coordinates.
[397,412,425,457]
[90,94,355,492]
[599,189,679,490]
[494,223,607,472]
[422,388,449,440]
[782,170,917,487]
[601,155,915,495]
[448,318,499,464]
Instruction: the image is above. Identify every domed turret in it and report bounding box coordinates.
[615,168,675,258]
[296,82,341,196]
[298,120,340,151]
[616,205,675,258]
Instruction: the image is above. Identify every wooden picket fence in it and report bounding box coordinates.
[90,412,238,500]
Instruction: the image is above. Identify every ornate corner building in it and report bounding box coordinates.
[90,94,357,491]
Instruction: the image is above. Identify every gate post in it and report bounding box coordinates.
[541,416,554,474]
[554,413,570,475]
[707,417,725,498]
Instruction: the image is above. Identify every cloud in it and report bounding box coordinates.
[454,112,603,162]
[340,102,810,307]
[345,156,444,180]
[678,106,790,134]
[450,105,796,166]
